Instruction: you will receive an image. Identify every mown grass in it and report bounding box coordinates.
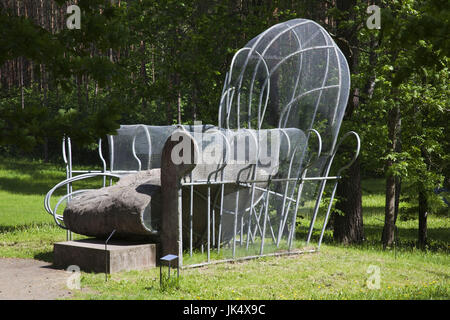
[0,157,102,260]
[76,245,448,300]
[0,157,448,299]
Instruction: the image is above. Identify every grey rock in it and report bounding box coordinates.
[63,169,161,240]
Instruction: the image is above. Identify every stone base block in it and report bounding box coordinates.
[53,239,157,273]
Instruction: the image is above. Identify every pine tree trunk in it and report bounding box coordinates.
[43,137,49,163]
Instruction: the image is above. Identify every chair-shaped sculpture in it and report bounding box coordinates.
[45,18,360,268]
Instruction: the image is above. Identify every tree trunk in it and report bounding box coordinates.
[331,0,364,244]
[177,88,182,125]
[394,117,402,224]
[43,137,49,163]
[382,104,401,248]
[418,184,428,249]
[20,58,24,109]
[333,158,364,243]
[418,146,429,249]
[394,177,401,224]
[382,169,396,248]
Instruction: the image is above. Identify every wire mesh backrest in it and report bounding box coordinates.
[219,18,350,157]
[213,19,351,243]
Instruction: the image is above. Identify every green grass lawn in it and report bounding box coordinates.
[0,157,448,299]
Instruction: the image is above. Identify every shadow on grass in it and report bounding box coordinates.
[0,222,56,233]
[299,224,449,253]
[0,176,64,196]
[0,157,104,196]
[0,158,66,195]
[0,173,108,196]
[0,157,63,172]
[34,250,54,263]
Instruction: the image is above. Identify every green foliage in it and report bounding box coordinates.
[160,271,181,292]
[331,0,449,226]
[0,1,448,237]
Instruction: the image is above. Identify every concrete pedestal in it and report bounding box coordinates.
[53,239,157,273]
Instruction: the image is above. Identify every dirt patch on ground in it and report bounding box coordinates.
[0,258,76,300]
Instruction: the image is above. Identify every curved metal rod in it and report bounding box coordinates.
[286,128,323,203]
[330,42,349,126]
[231,20,313,98]
[227,22,331,131]
[131,125,152,172]
[280,128,323,228]
[245,49,270,130]
[333,131,361,176]
[225,46,253,129]
[132,134,142,171]
[134,124,152,170]
[317,131,360,249]
[226,46,272,129]
[67,137,72,174]
[278,84,340,126]
[67,137,73,199]
[281,29,331,128]
[305,130,360,245]
[285,128,323,248]
[108,134,115,173]
[228,47,253,87]
[205,128,231,183]
[62,136,70,197]
[278,129,322,247]
[44,172,121,214]
[279,129,292,160]
[44,173,121,230]
[233,128,259,184]
[236,164,254,185]
[98,138,107,187]
[62,136,68,166]
[228,48,263,128]
[275,131,300,247]
[218,86,235,128]
[98,138,107,171]
[255,25,304,129]
[51,189,96,229]
[296,128,323,180]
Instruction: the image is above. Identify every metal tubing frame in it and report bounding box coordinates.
[52,130,359,268]
[48,19,357,269]
[306,131,360,245]
[48,126,152,236]
[44,172,122,229]
[177,129,359,267]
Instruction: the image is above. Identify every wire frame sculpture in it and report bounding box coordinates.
[44,18,360,268]
[178,18,359,266]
